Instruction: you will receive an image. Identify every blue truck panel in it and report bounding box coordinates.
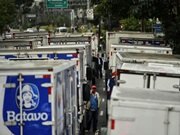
[3,75,52,135]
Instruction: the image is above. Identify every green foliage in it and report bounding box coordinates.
[0,0,16,34]
[93,0,133,30]
[78,25,88,33]
[15,0,34,7]
[120,16,141,31]
[15,0,34,14]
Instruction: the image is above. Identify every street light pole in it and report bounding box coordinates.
[87,0,90,9]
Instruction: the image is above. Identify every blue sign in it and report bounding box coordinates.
[153,24,162,33]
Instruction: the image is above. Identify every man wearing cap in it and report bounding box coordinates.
[86,85,101,133]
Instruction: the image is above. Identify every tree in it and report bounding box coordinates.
[149,0,180,53]
[93,0,133,30]
[0,0,16,34]
[120,16,141,31]
[15,0,34,14]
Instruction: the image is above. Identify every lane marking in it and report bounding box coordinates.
[100,111,103,116]
[103,88,105,91]
[102,98,105,102]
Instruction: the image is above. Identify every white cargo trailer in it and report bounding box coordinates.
[106,31,165,55]
[109,44,173,71]
[110,44,172,54]
[12,31,50,39]
[0,44,92,80]
[0,39,40,49]
[108,86,180,135]
[0,60,78,135]
[0,45,92,131]
[49,33,98,56]
[117,63,180,92]
[110,51,180,72]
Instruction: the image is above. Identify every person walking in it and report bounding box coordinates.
[86,85,101,133]
[106,72,116,120]
[107,72,116,100]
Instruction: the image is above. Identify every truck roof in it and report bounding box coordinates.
[120,63,180,75]
[0,60,75,71]
[118,52,180,64]
[111,44,171,51]
[111,86,180,105]
[38,44,88,49]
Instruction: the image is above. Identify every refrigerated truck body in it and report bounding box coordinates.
[106,31,167,56]
[49,33,98,56]
[0,44,92,80]
[12,31,50,39]
[0,45,91,127]
[117,62,180,92]
[109,44,173,71]
[37,44,92,68]
[0,60,78,135]
[0,39,41,49]
[110,51,180,72]
[0,49,87,121]
[108,86,180,135]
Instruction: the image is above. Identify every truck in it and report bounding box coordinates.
[109,44,173,71]
[0,44,92,133]
[117,62,180,92]
[12,31,50,39]
[0,60,78,135]
[113,52,180,70]
[106,31,166,55]
[107,86,180,135]
[0,39,41,49]
[48,33,98,56]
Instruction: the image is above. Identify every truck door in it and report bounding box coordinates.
[1,74,53,135]
[63,68,77,135]
[70,68,78,135]
[63,70,73,135]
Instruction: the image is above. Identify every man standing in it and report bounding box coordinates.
[107,72,116,100]
[86,85,101,133]
[97,54,103,78]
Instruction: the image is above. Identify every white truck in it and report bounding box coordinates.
[106,31,165,55]
[0,39,41,49]
[113,52,180,71]
[0,44,92,131]
[117,62,180,92]
[12,31,50,39]
[0,44,92,79]
[49,33,98,56]
[107,86,180,135]
[109,44,173,71]
[0,60,78,135]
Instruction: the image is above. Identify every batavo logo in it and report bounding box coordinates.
[5,83,49,122]
[16,83,39,111]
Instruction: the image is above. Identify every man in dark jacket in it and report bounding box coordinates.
[107,72,116,99]
[96,54,103,78]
